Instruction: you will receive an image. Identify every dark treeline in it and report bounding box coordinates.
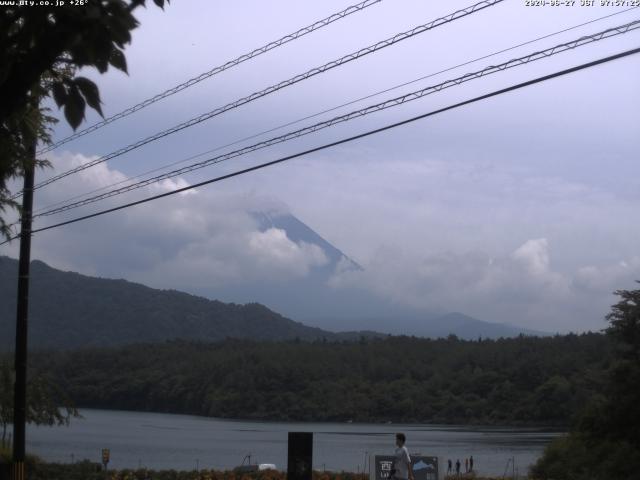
[531,287,640,479]
[28,333,611,426]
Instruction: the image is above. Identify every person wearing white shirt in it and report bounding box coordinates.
[393,433,414,480]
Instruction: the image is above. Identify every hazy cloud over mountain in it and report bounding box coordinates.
[4,152,329,286]
[330,238,639,332]
[2,1,639,334]
[4,151,638,333]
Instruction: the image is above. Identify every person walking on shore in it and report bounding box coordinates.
[469,456,474,472]
[465,458,469,473]
[447,459,452,475]
[393,433,414,480]
[455,459,461,477]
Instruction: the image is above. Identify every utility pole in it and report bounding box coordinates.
[12,141,35,480]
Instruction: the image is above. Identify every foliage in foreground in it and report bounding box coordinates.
[0,0,168,240]
[20,461,501,480]
[531,434,640,480]
[14,459,371,480]
[0,361,79,446]
[530,286,640,480]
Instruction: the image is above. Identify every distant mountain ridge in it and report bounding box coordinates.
[421,312,545,339]
[1,236,545,350]
[0,256,344,350]
[305,312,546,340]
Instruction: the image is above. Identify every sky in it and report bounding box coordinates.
[2,0,640,333]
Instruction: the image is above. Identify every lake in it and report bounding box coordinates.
[25,409,561,477]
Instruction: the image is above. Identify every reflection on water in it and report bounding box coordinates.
[26,409,562,477]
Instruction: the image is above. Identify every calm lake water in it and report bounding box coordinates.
[26,409,562,477]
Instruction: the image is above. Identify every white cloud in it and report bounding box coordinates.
[2,152,330,289]
[330,238,638,332]
[248,228,328,276]
[152,177,196,195]
[512,238,550,276]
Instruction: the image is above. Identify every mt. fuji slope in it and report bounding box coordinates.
[205,210,548,339]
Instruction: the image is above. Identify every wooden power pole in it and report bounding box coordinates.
[12,142,35,480]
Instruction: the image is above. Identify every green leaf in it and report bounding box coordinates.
[63,85,86,130]
[108,16,133,48]
[109,48,127,74]
[50,82,67,108]
[95,58,109,73]
[89,33,114,73]
[74,77,103,117]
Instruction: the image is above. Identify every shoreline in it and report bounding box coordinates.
[66,406,569,431]
[23,409,553,476]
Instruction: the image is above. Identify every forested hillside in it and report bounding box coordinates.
[27,333,611,425]
[0,256,339,349]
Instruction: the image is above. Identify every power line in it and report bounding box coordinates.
[32,6,637,217]
[2,45,637,246]
[23,0,504,195]
[37,0,383,155]
[32,19,640,219]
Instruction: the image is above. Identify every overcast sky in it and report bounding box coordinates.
[2,0,639,333]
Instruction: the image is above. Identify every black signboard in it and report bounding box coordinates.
[374,455,395,480]
[287,432,313,480]
[374,455,438,480]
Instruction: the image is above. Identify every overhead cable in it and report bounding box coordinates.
[32,20,640,219]
[1,46,638,246]
[37,0,383,155]
[24,0,504,195]
[33,6,637,216]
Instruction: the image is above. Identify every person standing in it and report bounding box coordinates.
[447,459,452,475]
[469,456,474,472]
[393,433,414,480]
[465,458,469,473]
[455,459,461,477]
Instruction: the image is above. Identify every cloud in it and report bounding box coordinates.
[573,258,640,293]
[330,237,638,333]
[2,0,637,339]
[152,177,196,195]
[512,238,551,276]
[248,228,328,276]
[3,145,638,334]
[2,152,330,289]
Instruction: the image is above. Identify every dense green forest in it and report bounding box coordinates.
[22,333,611,426]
